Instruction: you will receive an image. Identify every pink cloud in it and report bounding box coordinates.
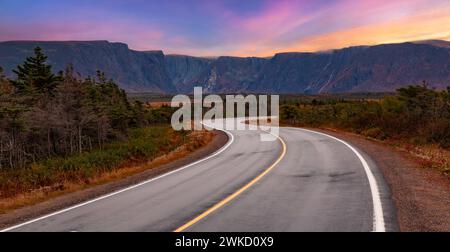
[209,0,450,56]
[0,18,165,50]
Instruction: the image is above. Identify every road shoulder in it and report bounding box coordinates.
[311,128,450,232]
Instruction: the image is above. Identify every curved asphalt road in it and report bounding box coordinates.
[1,118,397,232]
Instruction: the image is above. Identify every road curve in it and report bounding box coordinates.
[1,119,397,232]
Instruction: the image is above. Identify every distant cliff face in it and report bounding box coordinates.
[169,56,268,93]
[166,42,450,94]
[249,43,450,93]
[165,55,213,92]
[0,41,176,93]
[1,40,449,94]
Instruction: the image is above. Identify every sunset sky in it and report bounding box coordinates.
[1,0,450,57]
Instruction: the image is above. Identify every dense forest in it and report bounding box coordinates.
[0,48,193,202]
[280,84,450,149]
[0,47,175,170]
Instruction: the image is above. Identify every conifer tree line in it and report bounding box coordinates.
[0,47,167,170]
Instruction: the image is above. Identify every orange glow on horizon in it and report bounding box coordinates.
[227,6,450,57]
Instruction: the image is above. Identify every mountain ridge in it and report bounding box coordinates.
[1,40,449,93]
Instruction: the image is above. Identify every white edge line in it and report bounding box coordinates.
[286,127,386,232]
[1,126,235,232]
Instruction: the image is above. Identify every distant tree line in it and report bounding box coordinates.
[280,83,450,148]
[0,47,172,170]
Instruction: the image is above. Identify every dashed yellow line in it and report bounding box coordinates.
[174,132,287,232]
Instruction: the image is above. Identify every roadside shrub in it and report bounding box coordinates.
[362,127,386,140]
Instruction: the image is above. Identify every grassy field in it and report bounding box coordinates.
[127,92,393,103]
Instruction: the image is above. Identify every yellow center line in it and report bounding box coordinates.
[174,131,287,232]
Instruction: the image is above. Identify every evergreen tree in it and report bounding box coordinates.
[11,47,60,94]
[0,66,13,95]
[0,66,5,80]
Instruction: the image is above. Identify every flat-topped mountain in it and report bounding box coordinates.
[1,40,449,93]
[0,40,176,93]
[250,42,450,93]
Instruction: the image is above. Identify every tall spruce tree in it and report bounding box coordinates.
[12,47,60,94]
[0,66,13,95]
[0,66,5,81]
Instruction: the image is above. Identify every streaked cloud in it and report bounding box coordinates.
[0,0,449,56]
